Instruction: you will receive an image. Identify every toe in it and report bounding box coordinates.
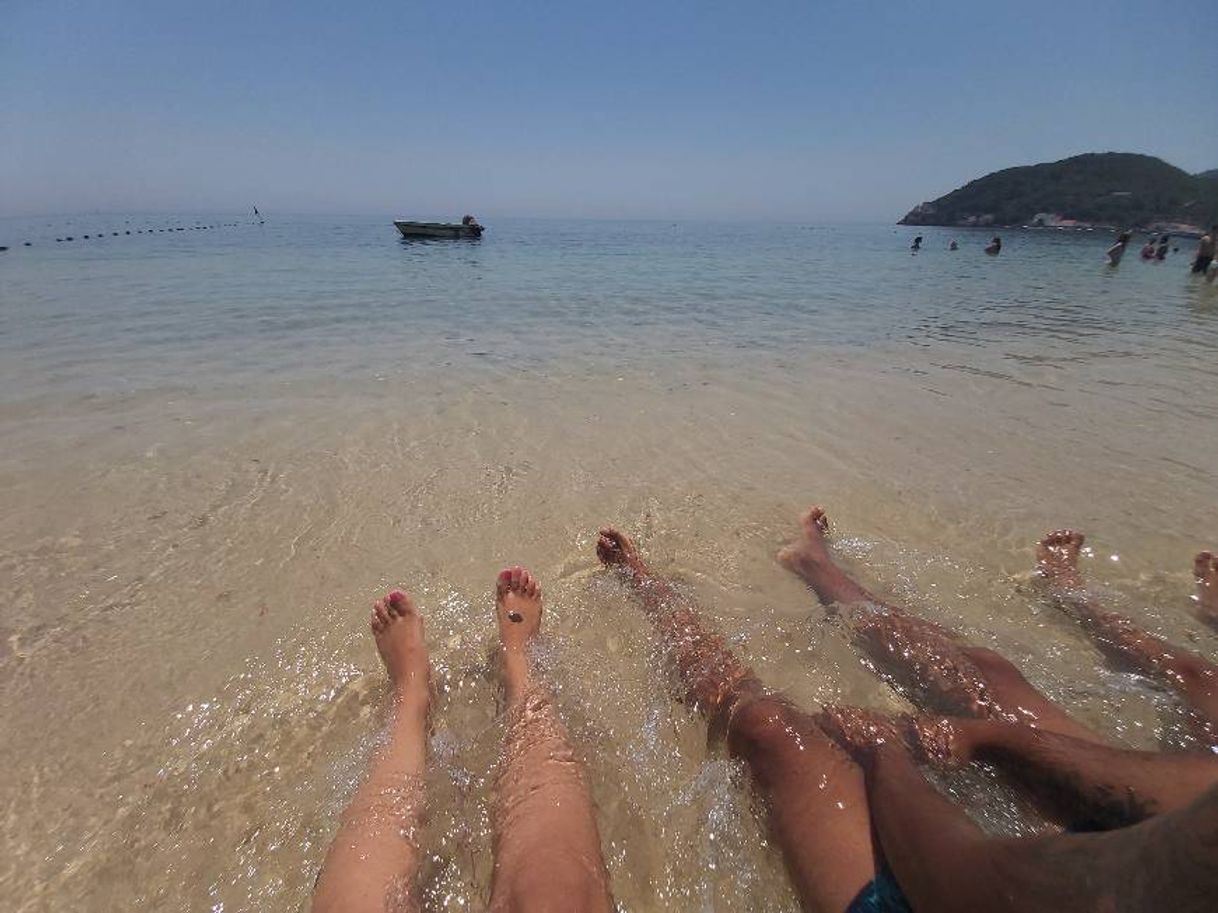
[386,589,411,616]
[370,609,383,632]
[373,600,389,627]
[510,566,523,591]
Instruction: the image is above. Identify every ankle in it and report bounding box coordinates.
[500,647,533,702]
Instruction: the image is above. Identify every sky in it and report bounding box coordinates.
[2,1,1215,221]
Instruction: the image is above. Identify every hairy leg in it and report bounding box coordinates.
[313,591,430,913]
[819,706,1218,831]
[598,528,877,913]
[779,507,1100,743]
[1039,530,1218,741]
[950,716,1218,829]
[488,567,612,913]
[865,739,1218,913]
[1194,550,1218,630]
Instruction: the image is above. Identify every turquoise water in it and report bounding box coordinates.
[2,214,1217,912]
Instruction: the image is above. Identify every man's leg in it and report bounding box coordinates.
[487,567,613,913]
[313,591,430,913]
[863,738,1218,913]
[598,529,878,913]
[778,507,1100,744]
[819,706,1218,831]
[1038,530,1218,742]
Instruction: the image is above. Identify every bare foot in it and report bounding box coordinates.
[496,566,543,650]
[596,527,645,573]
[776,506,831,574]
[495,566,544,704]
[815,705,970,767]
[813,705,905,765]
[370,590,430,714]
[1037,529,1086,589]
[1195,551,1218,626]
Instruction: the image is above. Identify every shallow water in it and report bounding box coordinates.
[1,215,1217,911]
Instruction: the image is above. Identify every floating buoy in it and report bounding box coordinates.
[23,241,31,246]
[66,236,74,241]
[0,246,8,252]
[112,232,119,236]
[125,230,130,234]
[56,238,63,242]
[83,234,90,239]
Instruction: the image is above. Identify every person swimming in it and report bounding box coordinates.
[1140,236,1157,260]
[984,236,1001,255]
[1105,231,1131,266]
[1191,225,1216,274]
[948,239,958,251]
[910,236,923,252]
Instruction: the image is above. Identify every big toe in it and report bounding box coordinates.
[800,506,829,537]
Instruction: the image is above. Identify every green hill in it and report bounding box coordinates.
[899,153,1218,229]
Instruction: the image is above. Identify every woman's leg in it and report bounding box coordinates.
[598,529,877,913]
[487,567,613,913]
[313,591,430,913]
[1038,530,1218,741]
[778,507,1100,743]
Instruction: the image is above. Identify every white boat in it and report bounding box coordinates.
[394,217,483,239]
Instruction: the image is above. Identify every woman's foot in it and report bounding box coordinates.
[1194,551,1218,627]
[370,590,430,716]
[496,566,543,704]
[1037,529,1086,590]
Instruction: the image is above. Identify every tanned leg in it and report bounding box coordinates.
[313,591,430,913]
[598,528,877,913]
[1194,550,1218,630]
[819,706,1218,832]
[778,507,1100,744]
[487,567,612,913]
[862,738,1218,913]
[1039,530,1218,742]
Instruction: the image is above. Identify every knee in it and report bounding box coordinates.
[726,696,822,765]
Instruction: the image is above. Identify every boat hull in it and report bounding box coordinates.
[394,220,483,239]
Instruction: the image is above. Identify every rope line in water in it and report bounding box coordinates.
[1,221,251,250]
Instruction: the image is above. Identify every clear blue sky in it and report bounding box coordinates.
[2,1,1215,220]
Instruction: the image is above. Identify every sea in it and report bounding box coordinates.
[2,214,1217,911]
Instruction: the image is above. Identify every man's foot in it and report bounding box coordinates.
[496,566,543,703]
[815,705,971,768]
[1194,551,1218,626]
[1037,529,1086,589]
[776,506,832,574]
[596,527,645,574]
[370,590,430,714]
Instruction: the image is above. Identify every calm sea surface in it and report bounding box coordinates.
[2,214,1217,911]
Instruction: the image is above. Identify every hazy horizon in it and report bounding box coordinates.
[3,1,1215,221]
